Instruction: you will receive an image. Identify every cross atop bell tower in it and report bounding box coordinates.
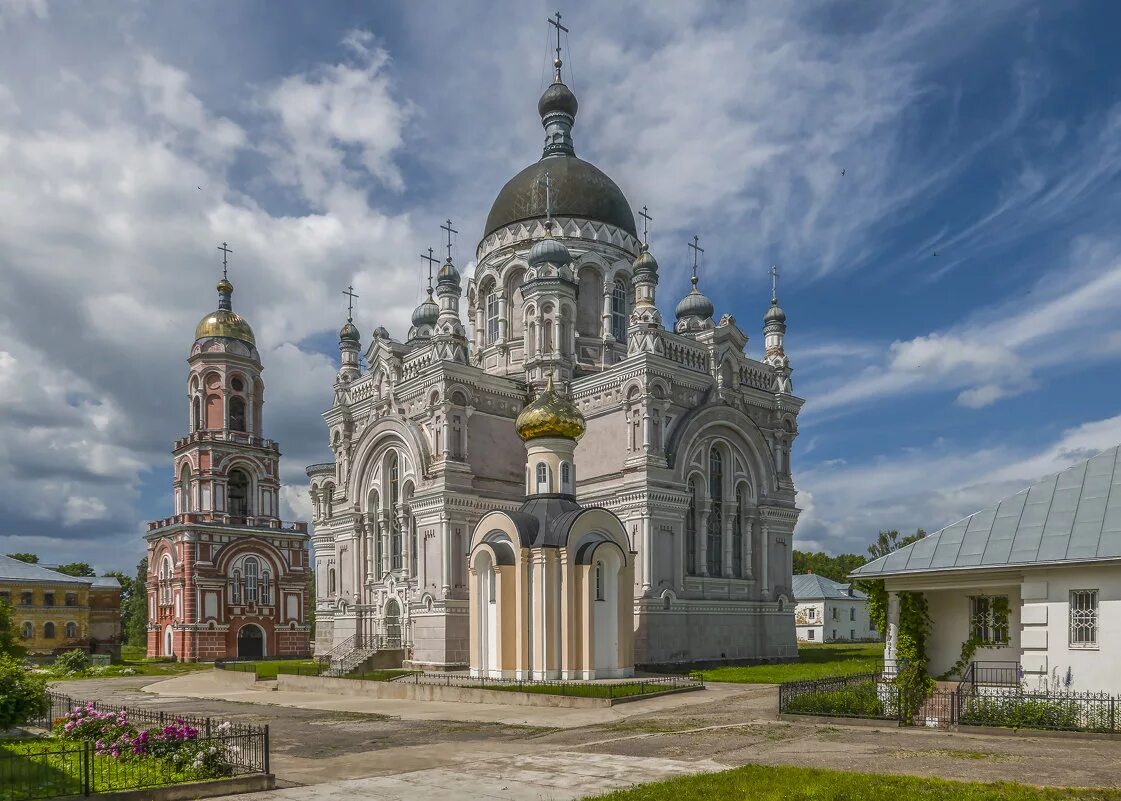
[548,11,568,82]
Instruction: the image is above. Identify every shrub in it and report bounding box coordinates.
[784,681,886,718]
[0,652,48,728]
[52,649,92,675]
[962,693,1091,731]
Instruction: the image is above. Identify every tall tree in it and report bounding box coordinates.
[121,557,148,647]
[5,553,38,564]
[867,529,927,560]
[55,562,96,577]
[0,599,17,656]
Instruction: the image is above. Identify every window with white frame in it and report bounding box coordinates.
[486,289,500,344]
[969,595,1009,645]
[808,607,815,620]
[807,629,815,640]
[1069,589,1098,647]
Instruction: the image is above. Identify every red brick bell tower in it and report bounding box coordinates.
[145,246,310,661]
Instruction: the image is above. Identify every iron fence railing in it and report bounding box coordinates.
[6,691,270,800]
[778,672,896,720]
[394,671,705,698]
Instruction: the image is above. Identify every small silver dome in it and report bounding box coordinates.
[632,244,659,278]
[411,294,439,328]
[675,287,714,321]
[372,325,390,339]
[764,299,786,325]
[437,258,460,289]
[339,321,360,342]
[528,233,571,267]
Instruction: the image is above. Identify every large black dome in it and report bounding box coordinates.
[483,155,637,238]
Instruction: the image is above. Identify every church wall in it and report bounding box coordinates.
[573,409,628,481]
[634,603,796,665]
[466,412,525,485]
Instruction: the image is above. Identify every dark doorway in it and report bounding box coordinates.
[237,625,264,659]
[384,599,402,647]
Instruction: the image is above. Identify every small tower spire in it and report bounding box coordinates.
[440,219,458,264]
[342,284,359,323]
[770,264,779,305]
[639,205,652,247]
[548,11,568,82]
[421,247,439,299]
[216,242,234,311]
[688,234,704,290]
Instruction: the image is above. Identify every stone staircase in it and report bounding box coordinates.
[316,634,402,678]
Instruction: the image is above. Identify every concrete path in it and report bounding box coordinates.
[143,670,742,729]
[225,751,722,801]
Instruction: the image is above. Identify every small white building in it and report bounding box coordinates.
[792,574,878,643]
[851,445,1121,694]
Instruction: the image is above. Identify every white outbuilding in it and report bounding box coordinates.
[851,445,1121,694]
[792,574,878,643]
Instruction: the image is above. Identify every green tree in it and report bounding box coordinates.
[5,552,38,564]
[866,529,927,561]
[792,551,867,583]
[0,652,48,728]
[54,562,96,577]
[0,600,18,657]
[121,557,148,646]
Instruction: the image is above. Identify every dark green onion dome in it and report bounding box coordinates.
[632,243,659,279]
[528,231,572,266]
[675,285,714,321]
[372,325,390,339]
[538,81,578,118]
[339,321,360,342]
[410,294,439,328]
[437,258,460,289]
[764,299,787,325]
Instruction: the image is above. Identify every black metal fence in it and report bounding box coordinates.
[780,672,1121,733]
[4,692,269,800]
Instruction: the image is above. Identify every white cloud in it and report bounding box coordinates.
[0,0,47,29]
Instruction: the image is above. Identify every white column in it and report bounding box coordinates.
[441,516,451,596]
[641,512,653,595]
[497,294,508,342]
[760,523,770,599]
[601,286,612,340]
[885,592,900,664]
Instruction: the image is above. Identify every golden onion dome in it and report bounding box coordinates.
[194,279,255,345]
[194,310,256,345]
[515,375,586,442]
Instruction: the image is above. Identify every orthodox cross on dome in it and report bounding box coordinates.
[420,247,439,293]
[688,234,704,288]
[342,284,359,322]
[217,242,233,280]
[770,264,779,303]
[639,205,652,246]
[548,11,568,82]
[440,218,458,262]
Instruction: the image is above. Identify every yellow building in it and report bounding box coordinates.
[0,555,122,659]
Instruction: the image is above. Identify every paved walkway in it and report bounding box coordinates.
[143,670,741,728]
[232,752,722,801]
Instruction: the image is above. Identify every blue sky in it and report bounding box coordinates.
[2,1,1121,572]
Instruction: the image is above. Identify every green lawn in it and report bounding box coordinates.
[583,764,1121,801]
[695,642,884,684]
[225,659,322,679]
[48,645,212,681]
[0,737,215,797]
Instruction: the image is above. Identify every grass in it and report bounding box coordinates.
[0,737,215,797]
[694,642,884,684]
[47,645,212,681]
[782,679,888,718]
[222,659,322,679]
[582,764,1121,801]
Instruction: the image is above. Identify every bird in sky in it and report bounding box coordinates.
[840,168,846,176]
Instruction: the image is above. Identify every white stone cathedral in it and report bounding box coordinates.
[307,44,803,671]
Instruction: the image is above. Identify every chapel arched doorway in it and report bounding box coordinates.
[384,598,402,647]
[237,624,265,659]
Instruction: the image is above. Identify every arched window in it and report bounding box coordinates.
[561,462,572,492]
[229,396,246,432]
[192,396,202,431]
[21,622,32,639]
[244,557,259,603]
[543,319,554,353]
[328,568,336,595]
[486,286,500,344]
[228,469,250,517]
[260,570,271,605]
[179,464,192,513]
[535,462,549,494]
[686,478,698,576]
[43,622,55,639]
[733,487,746,577]
[230,569,242,604]
[595,561,604,601]
[611,279,628,341]
[159,556,173,604]
[389,454,403,570]
[707,448,724,576]
[65,622,77,639]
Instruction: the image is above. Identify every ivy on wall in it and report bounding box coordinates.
[941,595,1010,680]
[859,579,932,723]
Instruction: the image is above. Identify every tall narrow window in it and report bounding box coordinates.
[410,518,418,576]
[229,396,246,432]
[1070,589,1098,647]
[595,561,604,601]
[231,570,242,604]
[260,571,271,605]
[686,478,698,575]
[245,558,259,603]
[65,622,77,639]
[328,568,336,595]
[486,289,500,344]
[969,595,1008,645]
[192,396,202,431]
[451,415,464,459]
[732,489,744,577]
[535,462,549,493]
[706,448,723,576]
[228,469,250,517]
[611,279,628,341]
[390,455,402,570]
[43,622,55,639]
[488,565,496,603]
[543,320,554,353]
[561,462,572,492]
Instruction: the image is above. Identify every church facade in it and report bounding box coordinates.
[308,51,802,670]
[146,274,311,661]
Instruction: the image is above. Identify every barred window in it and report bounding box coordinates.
[1069,589,1098,647]
[969,595,1008,645]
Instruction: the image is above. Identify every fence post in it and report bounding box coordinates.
[1112,698,1116,733]
[263,724,271,775]
[83,739,91,797]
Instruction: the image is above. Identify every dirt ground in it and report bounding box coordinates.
[57,677,1121,791]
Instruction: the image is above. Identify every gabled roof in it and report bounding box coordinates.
[793,573,866,601]
[0,555,92,585]
[852,445,1121,579]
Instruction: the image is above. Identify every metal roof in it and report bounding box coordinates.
[851,445,1121,578]
[792,573,867,601]
[0,555,92,585]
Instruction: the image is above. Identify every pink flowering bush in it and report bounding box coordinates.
[54,704,136,746]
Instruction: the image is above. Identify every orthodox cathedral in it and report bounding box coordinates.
[308,33,803,672]
[145,270,311,661]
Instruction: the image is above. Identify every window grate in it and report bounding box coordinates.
[1069,589,1098,647]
